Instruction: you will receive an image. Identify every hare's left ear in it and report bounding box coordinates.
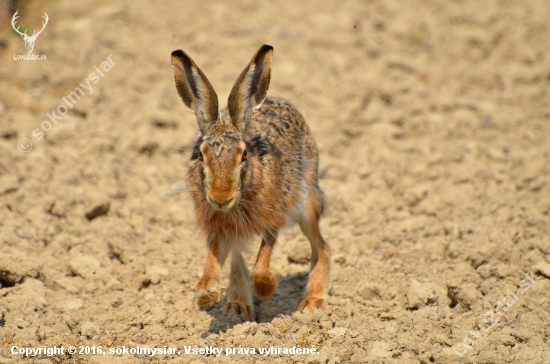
[228,44,273,133]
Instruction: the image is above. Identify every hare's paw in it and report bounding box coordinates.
[297,296,327,311]
[252,271,278,298]
[195,285,220,307]
[223,300,255,321]
[196,272,221,306]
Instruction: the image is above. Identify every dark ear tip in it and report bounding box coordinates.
[171,49,184,57]
[172,49,196,68]
[171,49,193,63]
[259,44,273,53]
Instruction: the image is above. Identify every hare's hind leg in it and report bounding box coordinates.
[297,190,331,311]
[195,237,229,307]
[223,249,255,321]
[252,231,279,298]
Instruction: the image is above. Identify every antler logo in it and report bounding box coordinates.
[11,11,49,54]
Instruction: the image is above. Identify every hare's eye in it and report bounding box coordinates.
[242,149,248,161]
[198,151,203,161]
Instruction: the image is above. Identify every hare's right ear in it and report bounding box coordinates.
[171,50,219,135]
[228,44,273,133]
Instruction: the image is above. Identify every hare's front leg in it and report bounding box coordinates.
[223,250,255,321]
[252,232,278,298]
[195,237,229,307]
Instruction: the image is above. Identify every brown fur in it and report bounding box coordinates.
[171,45,331,320]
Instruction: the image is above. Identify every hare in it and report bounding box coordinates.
[171,44,331,320]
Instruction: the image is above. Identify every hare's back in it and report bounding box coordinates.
[247,96,318,164]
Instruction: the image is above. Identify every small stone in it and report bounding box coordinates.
[162,293,174,304]
[105,278,122,290]
[111,297,123,308]
[487,147,507,161]
[287,242,310,264]
[79,321,99,339]
[537,240,550,254]
[367,341,391,357]
[69,256,100,279]
[36,326,55,341]
[327,327,347,337]
[0,269,24,287]
[0,253,40,287]
[139,142,159,156]
[453,283,479,310]
[85,202,110,221]
[47,199,66,218]
[358,282,382,300]
[13,227,33,240]
[534,262,550,278]
[60,299,83,311]
[54,278,79,294]
[15,318,28,329]
[406,280,438,309]
[333,254,346,265]
[144,266,169,285]
[231,322,252,336]
[151,118,178,129]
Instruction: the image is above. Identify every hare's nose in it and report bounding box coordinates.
[210,196,234,210]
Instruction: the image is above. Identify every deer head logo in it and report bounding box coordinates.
[11,11,49,54]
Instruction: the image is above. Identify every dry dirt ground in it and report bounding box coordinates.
[1,0,550,363]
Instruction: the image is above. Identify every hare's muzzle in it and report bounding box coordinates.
[207,194,236,212]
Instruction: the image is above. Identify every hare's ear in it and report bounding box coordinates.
[228,44,273,133]
[171,49,219,135]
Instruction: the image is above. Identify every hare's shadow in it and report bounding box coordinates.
[200,271,309,337]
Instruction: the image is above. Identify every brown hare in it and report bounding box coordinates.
[171,44,331,321]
